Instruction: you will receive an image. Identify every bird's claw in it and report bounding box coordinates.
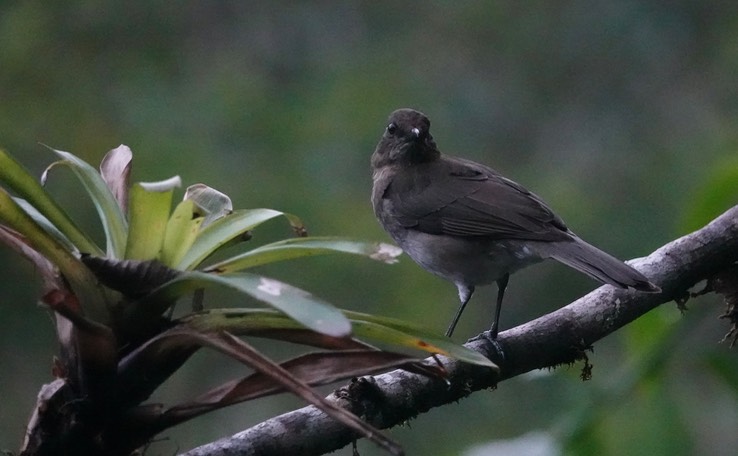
[481,330,506,364]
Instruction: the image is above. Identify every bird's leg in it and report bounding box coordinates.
[445,285,474,337]
[488,273,510,339]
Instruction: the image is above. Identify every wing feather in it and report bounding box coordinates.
[384,156,572,242]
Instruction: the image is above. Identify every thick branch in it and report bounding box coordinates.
[182,205,738,456]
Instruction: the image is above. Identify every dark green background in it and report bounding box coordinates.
[2,2,738,455]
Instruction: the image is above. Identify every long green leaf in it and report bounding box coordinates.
[178,308,369,350]
[176,209,305,270]
[0,149,101,254]
[43,147,128,258]
[161,199,204,267]
[0,189,83,281]
[345,310,498,368]
[0,188,109,322]
[14,198,77,253]
[178,308,496,368]
[125,178,180,260]
[143,272,351,338]
[204,236,403,273]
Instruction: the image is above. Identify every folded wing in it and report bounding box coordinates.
[385,156,573,242]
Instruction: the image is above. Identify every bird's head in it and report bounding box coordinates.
[371,108,439,170]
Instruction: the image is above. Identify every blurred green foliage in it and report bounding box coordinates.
[1,1,737,455]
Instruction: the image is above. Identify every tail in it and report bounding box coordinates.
[546,237,660,292]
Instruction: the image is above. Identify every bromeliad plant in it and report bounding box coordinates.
[0,146,496,456]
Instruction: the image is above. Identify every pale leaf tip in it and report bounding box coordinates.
[257,277,283,296]
[106,144,133,159]
[139,175,182,192]
[369,243,403,264]
[314,318,352,338]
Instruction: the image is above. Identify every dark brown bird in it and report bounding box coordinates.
[371,108,660,338]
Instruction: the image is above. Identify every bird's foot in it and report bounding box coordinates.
[489,321,499,340]
[479,329,506,364]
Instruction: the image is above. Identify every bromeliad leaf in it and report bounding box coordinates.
[175,209,306,271]
[42,146,128,258]
[81,256,182,298]
[162,350,423,424]
[184,184,233,227]
[179,308,370,350]
[345,310,498,369]
[116,309,371,410]
[14,198,77,253]
[179,308,496,368]
[0,149,101,255]
[42,288,118,401]
[0,189,80,281]
[0,188,109,322]
[204,236,403,273]
[160,200,205,267]
[118,330,404,456]
[142,271,352,338]
[125,177,181,261]
[0,225,58,290]
[99,145,133,214]
[210,332,403,455]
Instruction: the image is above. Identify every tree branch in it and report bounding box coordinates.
[181,205,738,456]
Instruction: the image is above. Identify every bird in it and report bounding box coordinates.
[371,108,660,339]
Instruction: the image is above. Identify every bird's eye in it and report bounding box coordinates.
[386,123,397,135]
